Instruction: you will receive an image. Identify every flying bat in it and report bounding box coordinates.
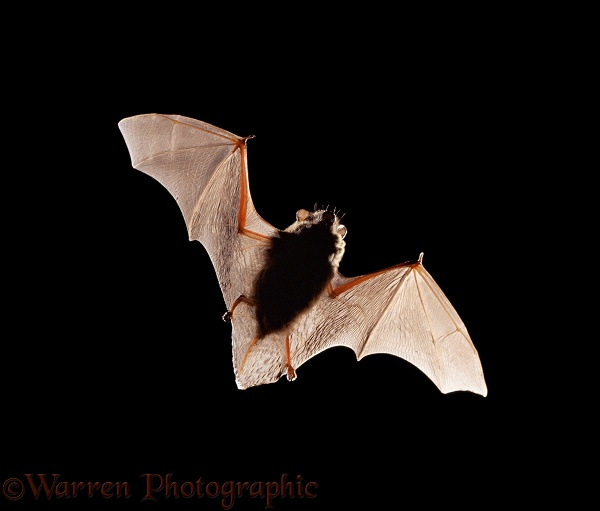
[118,113,487,396]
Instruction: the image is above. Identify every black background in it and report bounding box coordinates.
[2,8,578,510]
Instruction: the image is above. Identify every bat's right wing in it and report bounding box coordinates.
[118,113,278,309]
[288,254,488,396]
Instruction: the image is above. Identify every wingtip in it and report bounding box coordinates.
[469,381,488,397]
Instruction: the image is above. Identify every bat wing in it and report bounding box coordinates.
[237,253,487,396]
[118,113,277,310]
[302,254,487,396]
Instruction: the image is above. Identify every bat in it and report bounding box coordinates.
[118,113,487,396]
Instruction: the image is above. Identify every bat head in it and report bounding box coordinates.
[283,208,347,270]
[289,208,347,240]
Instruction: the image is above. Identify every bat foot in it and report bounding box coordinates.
[286,365,297,382]
[223,295,255,323]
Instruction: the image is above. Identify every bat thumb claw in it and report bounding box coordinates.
[222,311,233,322]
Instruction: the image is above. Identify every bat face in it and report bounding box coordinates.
[119,114,488,396]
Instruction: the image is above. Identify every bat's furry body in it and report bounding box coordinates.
[253,209,346,337]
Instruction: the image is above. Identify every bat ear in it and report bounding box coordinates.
[337,225,347,239]
[296,209,311,222]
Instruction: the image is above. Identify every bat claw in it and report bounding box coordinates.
[222,311,233,322]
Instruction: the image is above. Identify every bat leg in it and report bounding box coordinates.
[285,335,297,381]
[239,334,260,376]
[222,295,256,322]
[238,333,297,383]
